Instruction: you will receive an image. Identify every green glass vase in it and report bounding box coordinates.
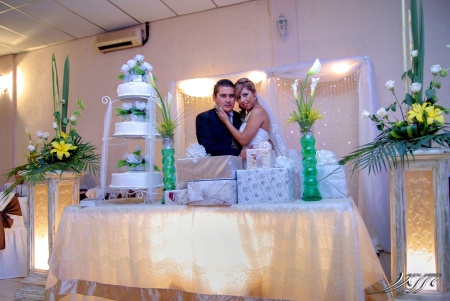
[300,128,322,201]
[162,137,176,204]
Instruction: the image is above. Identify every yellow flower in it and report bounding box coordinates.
[407,103,428,122]
[425,106,445,125]
[50,140,77,160]
[59,131,69,140]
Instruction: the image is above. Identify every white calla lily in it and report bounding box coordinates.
[310,78,320,97]
[307,59,321,76]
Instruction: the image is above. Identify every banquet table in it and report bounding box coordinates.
[45,198,390,301]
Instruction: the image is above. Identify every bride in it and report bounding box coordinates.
[217,78,274,158]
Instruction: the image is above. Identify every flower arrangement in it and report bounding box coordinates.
[147,75,179,138]
[115,101,147,121]
[118,54,153,82]
[116,147,145,170]
[341,0,450,174]
[2,55,100,199]
[287,58,323,132]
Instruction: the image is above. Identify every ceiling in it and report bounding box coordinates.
[0,0,253,57]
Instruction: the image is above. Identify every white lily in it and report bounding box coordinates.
[307,58,321,76]
[147,72,157,89]
[310,78,320,97]
[166,93,172,112]
[291,80,299,101]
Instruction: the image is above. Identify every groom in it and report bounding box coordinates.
[196,79,243,156]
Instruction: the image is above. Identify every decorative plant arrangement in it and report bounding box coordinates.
[288,58,323,201]
[341,0,449,174]
[2,55,100,200]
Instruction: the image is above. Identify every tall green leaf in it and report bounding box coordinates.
[51,54,59,119]
[61,56,70,133]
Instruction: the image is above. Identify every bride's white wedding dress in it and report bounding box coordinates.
[239,110,270,148]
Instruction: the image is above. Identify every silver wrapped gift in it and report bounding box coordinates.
[176,155,242,189]
[164,189,188,205]
[187,180,237,206]
[299,165,348,199]
[317,165,348,198]
[236,168,295,204]
[246,148,275,169]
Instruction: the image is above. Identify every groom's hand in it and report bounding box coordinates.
[240,145,254,160]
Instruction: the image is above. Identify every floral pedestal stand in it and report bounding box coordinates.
[28,172,81,272]
[390,150,450,299]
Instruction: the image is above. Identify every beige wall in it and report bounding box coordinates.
[0,55,14,184]
[1,0,449,188]
[297,0,450,110]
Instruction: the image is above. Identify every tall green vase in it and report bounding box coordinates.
[162,137,176,204]
[300,128,322,201]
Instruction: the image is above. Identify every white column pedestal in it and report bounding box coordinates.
[390,152,450,300]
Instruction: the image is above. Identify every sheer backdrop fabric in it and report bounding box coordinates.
[170,56,390,252]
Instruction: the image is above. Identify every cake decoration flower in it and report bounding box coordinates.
[118,54,153,82]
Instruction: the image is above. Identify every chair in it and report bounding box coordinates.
[0,192,28,279]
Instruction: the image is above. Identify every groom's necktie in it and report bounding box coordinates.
[229,113,239,149]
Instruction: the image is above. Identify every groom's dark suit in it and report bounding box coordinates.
[196,108,242,156]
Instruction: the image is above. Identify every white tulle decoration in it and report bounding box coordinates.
[186,143,209,158]
[316,150,339,166]
[275,156,295,168]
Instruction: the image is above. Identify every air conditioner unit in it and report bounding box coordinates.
[96,27,144,53]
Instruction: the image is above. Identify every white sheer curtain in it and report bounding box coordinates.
[170,56,390,252]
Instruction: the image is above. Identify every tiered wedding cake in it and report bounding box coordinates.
[109,55,162,190]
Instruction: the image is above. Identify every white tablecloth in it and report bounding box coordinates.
[46,198,390,301]
[0,196,28,279]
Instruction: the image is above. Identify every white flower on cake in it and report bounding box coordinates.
[117,147,145,169]
[122,102,133,110]
[115,101,147,121]
[134,101,146,111]
[119,54,153,83]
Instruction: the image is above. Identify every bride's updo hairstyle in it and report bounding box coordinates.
[234,78,256,100]
[234,78,257,120]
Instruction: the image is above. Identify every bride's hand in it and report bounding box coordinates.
[215,106,230,123]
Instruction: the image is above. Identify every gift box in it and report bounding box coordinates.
[246,148,274,169]
[299,165,348,199]
[164,189,188,205]
[187,179,237,206]
[236,168,295,204]
[317,165,348,198]
[176,156,242,189]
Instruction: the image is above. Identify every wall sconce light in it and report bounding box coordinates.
[0,74,7,92]
[276,14,289,42]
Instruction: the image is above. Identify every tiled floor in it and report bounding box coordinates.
[0,278,24,301]
[0,251,392,301]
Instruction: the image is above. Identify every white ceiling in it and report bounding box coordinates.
[0,0,253,57]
